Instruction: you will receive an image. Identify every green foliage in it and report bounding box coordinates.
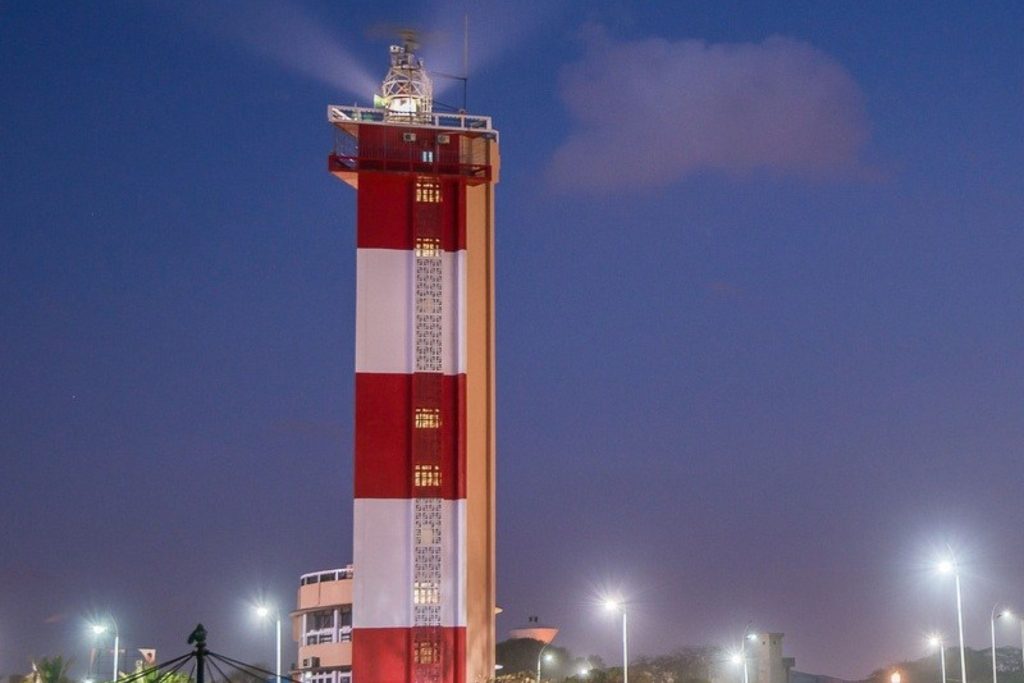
[497,638,576,677]
[26,657,73,683]
[119,668,192,683]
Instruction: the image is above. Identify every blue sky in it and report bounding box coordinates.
[2,1,1023,678]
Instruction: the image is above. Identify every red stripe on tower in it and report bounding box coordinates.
[355,373,467,500]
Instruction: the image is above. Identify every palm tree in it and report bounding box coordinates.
[26,657,73,683]
[121,667,191,683]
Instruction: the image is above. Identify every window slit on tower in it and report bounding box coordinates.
[414,407,441,429]
[414,463,441,488]
[415,237,440,257]
[414,640,440,664]
[415,177,441,203]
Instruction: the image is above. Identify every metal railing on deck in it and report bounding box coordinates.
[327,105,496,139]
[299,567,353,586]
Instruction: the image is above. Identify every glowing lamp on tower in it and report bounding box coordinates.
[376,37,433,121]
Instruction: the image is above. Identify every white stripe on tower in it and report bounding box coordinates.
[352,499,467,627]
[355,249,466,375]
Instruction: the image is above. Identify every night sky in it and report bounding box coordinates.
[2,1,1023,680]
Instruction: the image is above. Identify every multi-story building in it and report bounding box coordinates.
[292,567,354,683]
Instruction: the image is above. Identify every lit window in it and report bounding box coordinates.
[413,580,440,605]
[414,640,439,664]
[415,178,441,203]
[414,408,441,429]
[421,150,434,163]
[415,237,440,257]
[414,464,441,488]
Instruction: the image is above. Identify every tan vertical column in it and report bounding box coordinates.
[463,139,499,683]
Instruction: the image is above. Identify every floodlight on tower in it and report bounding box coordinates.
[373,31,433,122]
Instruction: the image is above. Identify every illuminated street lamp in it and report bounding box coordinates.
[603,598,629,683]
[891,671,902,683]
[536,648,554,683]
[730,633,758,683]
[938,553,968,683]
[928,634,947,683]
[740,627,757,683]
[254,604,281,683]
[1019,621,1024,676]
[990,606,1014,683]
[89,619,120,682]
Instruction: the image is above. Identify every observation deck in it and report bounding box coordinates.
[327,105,499,188]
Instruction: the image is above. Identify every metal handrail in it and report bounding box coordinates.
[299,567,354,585]
[327,105,497,141]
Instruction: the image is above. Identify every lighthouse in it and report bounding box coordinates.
[327,38,499,683]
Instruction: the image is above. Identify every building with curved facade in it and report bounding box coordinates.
[292,567,354,683]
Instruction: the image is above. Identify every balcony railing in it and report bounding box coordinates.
[299,567,353,586]
[303,625,353,646]
[327,105,496,140]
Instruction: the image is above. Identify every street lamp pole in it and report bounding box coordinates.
[275,616,282,683]
[622,609,629,683]
[536,644,552,683]
[929,635,946,683]
[90,617,120,682]
[255,605,281,683]
[954,571,966,683]
[940,640,947,683]
[991,606,1013,683]
[741,625,756,683]
[603,600,629,683]
[1020,622,1024,676]
[939,553,968,683]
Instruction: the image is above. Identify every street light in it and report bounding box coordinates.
[536,648,554,683]
[603,598,629,683]
[891,672,902,683]
[938,552,968,683]
[1019,621,1024,677]
[89,618,120,682]
[739,627,757,683]
[254,604,281,683]
[990,606,1013,683]
[928,634,946,683]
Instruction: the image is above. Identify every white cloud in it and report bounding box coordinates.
[547,30,870,191]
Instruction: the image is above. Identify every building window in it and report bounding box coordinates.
[304,671,349,683]
[414,464,441,488]
[415,178,441,203]
[414,640,439,664]
[415,237,441,258]
[413,580,440,606]
[414,407,441,429]
[421,150,434,163]
[304,610,336,645]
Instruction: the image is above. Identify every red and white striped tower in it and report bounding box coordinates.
[327,40,499,683]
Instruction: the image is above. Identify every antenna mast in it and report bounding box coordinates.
[463,14,469,111]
